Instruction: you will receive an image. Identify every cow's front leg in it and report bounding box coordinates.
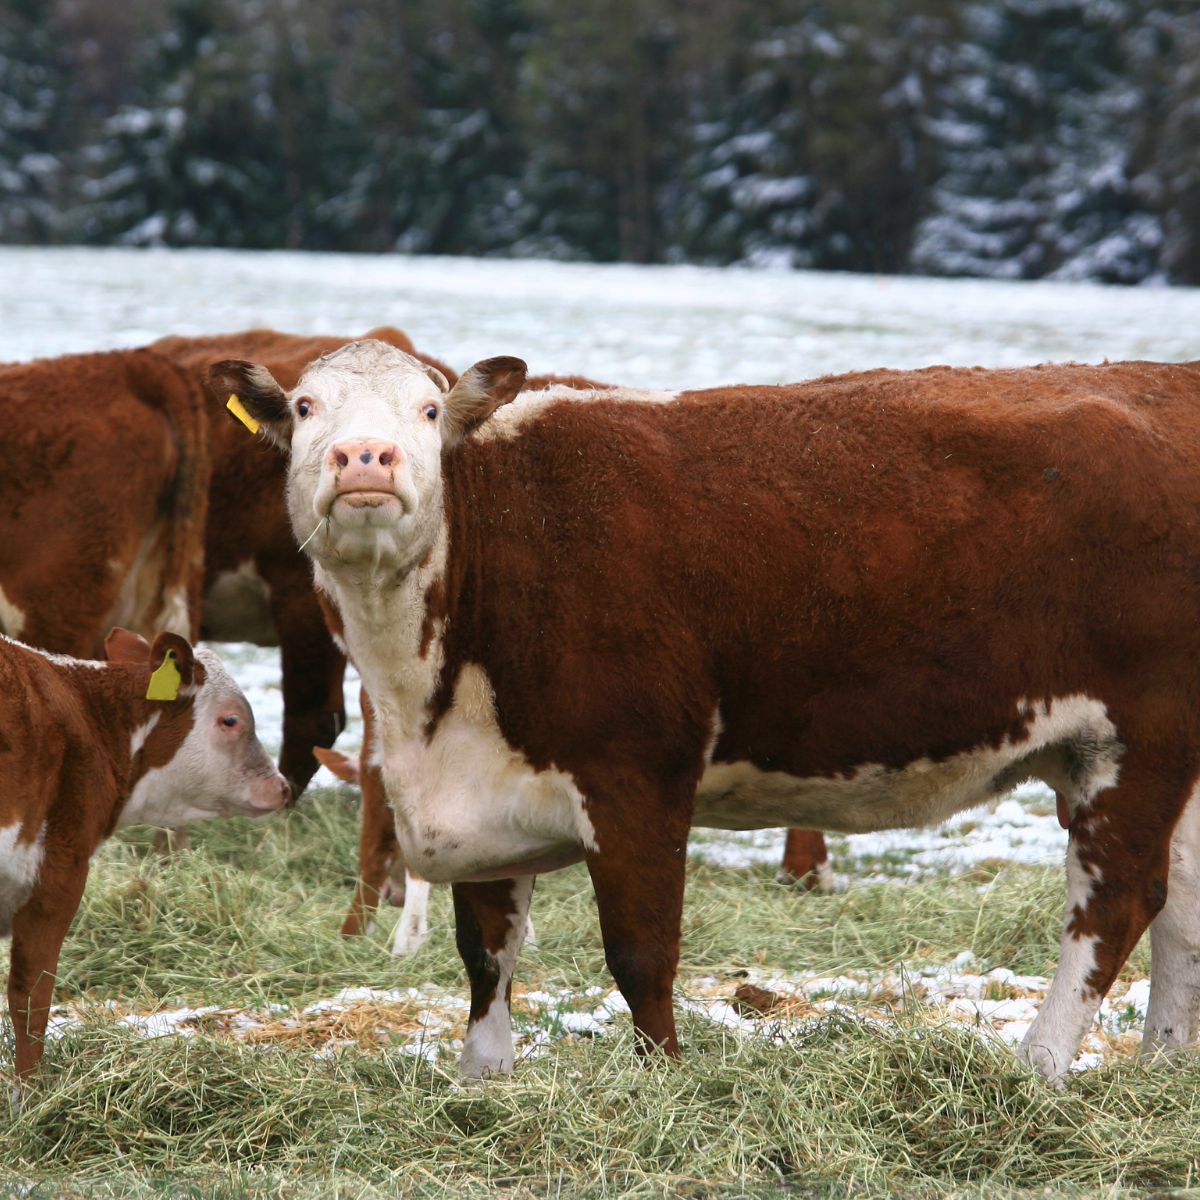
[586,811,690,1057]
[1020,760,1185,1082]
[8,862,89,1083]
[453,876,534,1078]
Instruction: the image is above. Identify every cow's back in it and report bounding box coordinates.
[437,359,1200,795]
[0,350,208,656]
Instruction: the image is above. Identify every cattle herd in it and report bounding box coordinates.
[3,323,1200,1094]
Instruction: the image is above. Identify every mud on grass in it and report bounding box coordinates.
[0,787,1186,1197]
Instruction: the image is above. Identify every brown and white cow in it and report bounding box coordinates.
[1,628,287,1081]
[151,327,456,797]
[210,344,1200,1084]
[329,371,833,934]
[0,349,209,657]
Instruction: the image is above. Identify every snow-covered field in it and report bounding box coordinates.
[39,956,1150,1074]
[6,245,1198,880]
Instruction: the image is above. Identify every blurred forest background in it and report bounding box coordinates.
[3,0,1200,282]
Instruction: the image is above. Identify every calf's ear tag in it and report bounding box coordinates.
[146,649,182,701]
[227,394,260,434]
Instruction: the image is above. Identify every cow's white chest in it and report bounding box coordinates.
[694,694,1119,833]
[0,820,45,935]
[379,664,596,883]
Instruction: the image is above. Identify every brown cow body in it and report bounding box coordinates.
[1,629,287,1080]
[152,328,455,796]
[214,347,1200,1084]
[0,350,209,656]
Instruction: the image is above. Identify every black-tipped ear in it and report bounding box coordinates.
[208,359,292,447]
[442,356,527,445]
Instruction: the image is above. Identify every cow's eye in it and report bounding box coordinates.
[296,398,313,418]
[219,714,239,729]
[423,403,438,421]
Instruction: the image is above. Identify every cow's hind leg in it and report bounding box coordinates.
[8,860,89,1082]
[1143,784,1200,1061]
[390,871,431,957]
[342,756,401,936]
[453,876,534,1078]
[776,829,834,892]
[1020,756,1190,1081]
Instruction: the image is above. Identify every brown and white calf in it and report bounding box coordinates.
[1,629,288,1080]
[211,344,1200,1084]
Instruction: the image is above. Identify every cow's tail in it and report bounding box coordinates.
[120,349,212,640]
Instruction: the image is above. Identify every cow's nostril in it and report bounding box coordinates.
[359,450,372,464]
[334,450,349,468]
[379,450,394,466]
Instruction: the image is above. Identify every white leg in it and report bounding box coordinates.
[390,873,431,957]
[523,914,537,949]
[460,876,534,1079]
[1018,839,1104,1082]
[1143,786,1200,1060]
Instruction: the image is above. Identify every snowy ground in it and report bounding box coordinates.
[40,957,1150,1075]
[6,245,1200,387]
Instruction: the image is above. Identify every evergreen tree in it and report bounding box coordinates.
[910,0,1164,283]
[671,1,955,272]
[77,0,349,248]
[0,0,71,242]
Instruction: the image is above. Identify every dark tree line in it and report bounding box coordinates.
[3,0,1200,282]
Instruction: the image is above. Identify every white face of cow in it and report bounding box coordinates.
[119,649,289,828]
[210,341,526,572]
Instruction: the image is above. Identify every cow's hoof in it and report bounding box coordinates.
[459,1049,514,1080]
[775,861,836,893]
[1015,1040,1068,1087]
[390,917,429,958]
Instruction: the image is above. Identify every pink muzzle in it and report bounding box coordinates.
[328,440,402,498]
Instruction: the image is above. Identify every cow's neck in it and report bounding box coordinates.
[313,522,451,740]
[65,663,154,800]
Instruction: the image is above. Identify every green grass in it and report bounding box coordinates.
[0,787,1184,1199]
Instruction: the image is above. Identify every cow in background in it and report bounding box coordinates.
[3,628,287,1081]
[0,349,209,657]
[151,327,456,798]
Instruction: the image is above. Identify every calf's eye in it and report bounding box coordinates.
[296,399,313,417]
[423,403,438,421]
[220,715,239,728]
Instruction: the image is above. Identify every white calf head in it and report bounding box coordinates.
[210,341,526,570]
[105,629,289,827]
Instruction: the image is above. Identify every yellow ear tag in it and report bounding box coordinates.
[227,394,260,434]
[146,649,182,701]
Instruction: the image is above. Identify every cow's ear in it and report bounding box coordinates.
[208,359,292,448]
[105,627,151,664]
[148,632,201,691]
[442,356,526,446]
[313,746,360,784]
